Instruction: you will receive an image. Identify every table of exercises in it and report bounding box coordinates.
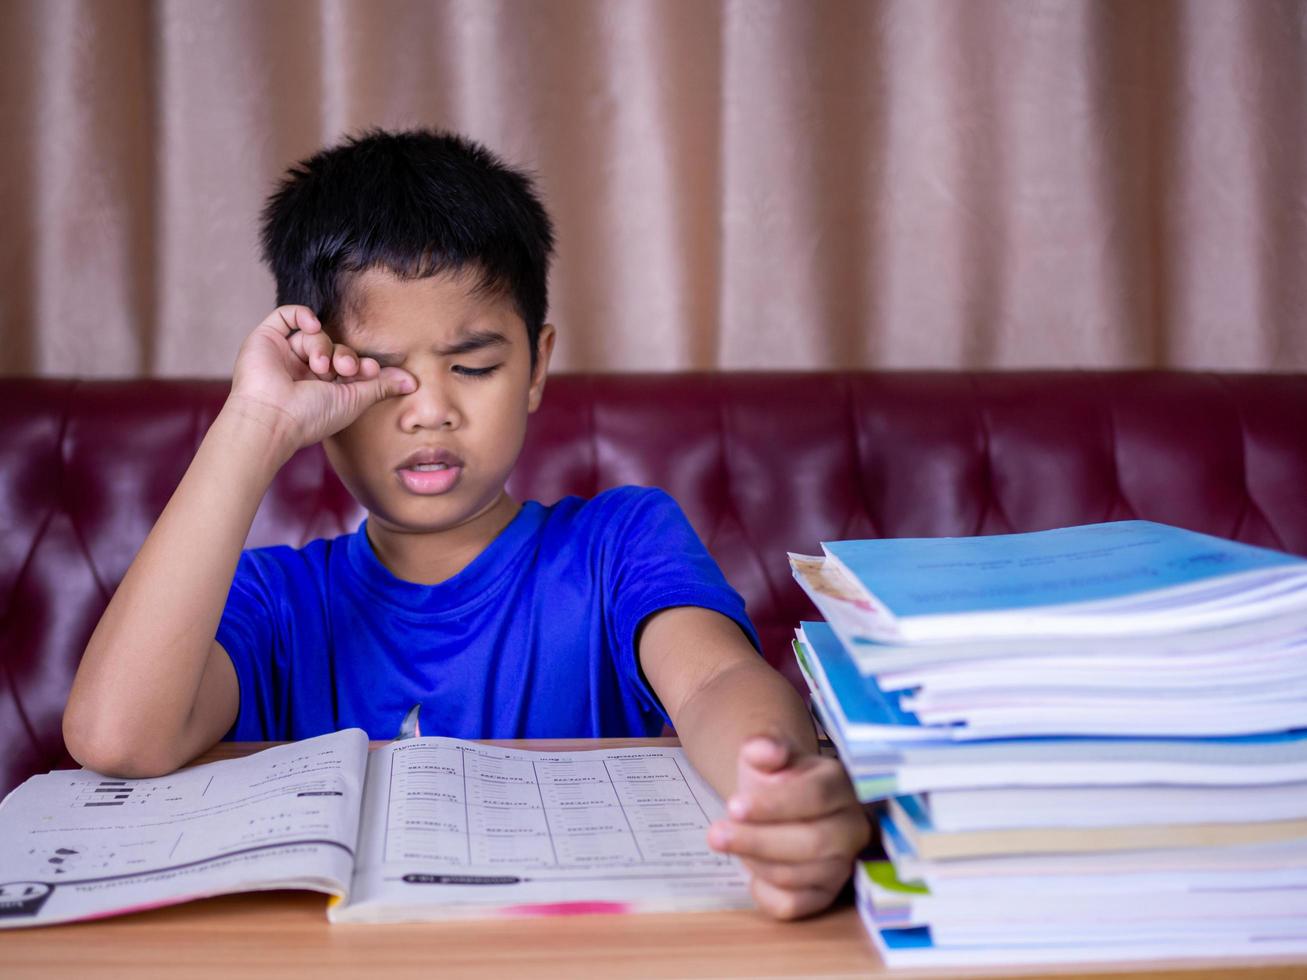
[379,741,733,870]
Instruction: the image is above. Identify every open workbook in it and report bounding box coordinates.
[0,729,750,928]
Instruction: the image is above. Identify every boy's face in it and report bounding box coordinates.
[324,266,553,540]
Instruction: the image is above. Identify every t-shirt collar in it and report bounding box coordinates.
[345,501,546,615]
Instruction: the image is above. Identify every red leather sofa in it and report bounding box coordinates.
[4,372,1306,797]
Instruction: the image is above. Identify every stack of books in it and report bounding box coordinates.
[790,520,1307,967]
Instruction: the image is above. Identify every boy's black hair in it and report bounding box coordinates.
[259,127,555,361]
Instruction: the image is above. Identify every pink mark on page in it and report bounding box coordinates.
[503,901,632,917]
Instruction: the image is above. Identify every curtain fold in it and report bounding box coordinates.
[1,0,1302,376]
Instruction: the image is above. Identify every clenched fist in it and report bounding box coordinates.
[708,735,870,920]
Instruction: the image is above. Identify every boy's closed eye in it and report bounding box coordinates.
[352,351,501,378]
[451,364,501,378]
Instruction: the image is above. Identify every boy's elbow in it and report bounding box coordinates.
[62,712,180,779]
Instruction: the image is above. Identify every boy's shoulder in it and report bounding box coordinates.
[537,485,691,546]
[236,533,336,563]
[228,534,340,591]
[548,484,678,521]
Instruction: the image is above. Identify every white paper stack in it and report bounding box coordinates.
[789,520,1307,966]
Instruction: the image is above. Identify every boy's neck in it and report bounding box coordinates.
[365,491,522,585]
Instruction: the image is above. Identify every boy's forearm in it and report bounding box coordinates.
[672,659,818,799]
[64,403,293,769]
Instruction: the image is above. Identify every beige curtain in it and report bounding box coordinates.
[1,0,1303,377]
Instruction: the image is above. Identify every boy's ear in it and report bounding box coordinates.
[528,323,556,413]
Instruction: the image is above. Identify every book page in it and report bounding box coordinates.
[0,728,369,929]
[334,738,751,921]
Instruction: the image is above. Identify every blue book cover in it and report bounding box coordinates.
[800,621,931,735]
[823,520,1305,619]
[891,793,934,832]
[879,812,916,859]
[800,623,1307,756]
[877,926,936,952]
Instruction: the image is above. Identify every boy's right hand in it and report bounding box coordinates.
[226,305,416,453]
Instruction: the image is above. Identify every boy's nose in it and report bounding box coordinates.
[397,375,460,432]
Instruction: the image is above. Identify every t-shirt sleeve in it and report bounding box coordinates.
[604,488,763,726]
[215,551,283,742]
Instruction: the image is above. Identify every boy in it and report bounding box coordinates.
[63,128,868,920]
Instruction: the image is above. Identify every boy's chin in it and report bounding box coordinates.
[367,508,474,537]
[365,491,513,538]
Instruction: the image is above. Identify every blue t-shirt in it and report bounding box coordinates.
[217,486,759,742]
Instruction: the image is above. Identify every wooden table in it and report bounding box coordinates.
[5,740,1305,980]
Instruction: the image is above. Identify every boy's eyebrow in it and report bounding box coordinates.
[433,329,510,357]
[352,329,511,366]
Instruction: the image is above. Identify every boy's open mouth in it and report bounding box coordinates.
[396,448,464,495]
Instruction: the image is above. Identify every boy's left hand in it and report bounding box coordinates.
[707,735,870,920]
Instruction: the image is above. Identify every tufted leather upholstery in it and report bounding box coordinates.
[3,372,1306,796]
